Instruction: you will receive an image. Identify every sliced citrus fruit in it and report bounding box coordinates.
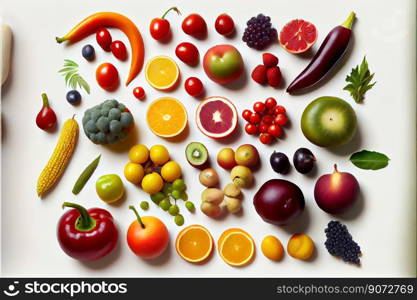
[146,97,188,138]
[195,96,238,139]
[145,55,179,91]
[218,228,255,267]
[176,224,213,263]
[279,19,317,54]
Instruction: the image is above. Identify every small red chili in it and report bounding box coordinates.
[36,93,57,131]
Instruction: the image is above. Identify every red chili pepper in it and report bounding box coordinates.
[57,202,118,261]
[36,93,57,131]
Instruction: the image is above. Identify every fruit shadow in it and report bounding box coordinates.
[215,122,243,145]
[280,206,311,234]
[141,240,172,266]
[105,125,140,153]
[80,239,122,270]
[221,67,248,91]
[164,123,190,143]
[337,189,365,220]
[286,32,356,96]
[327,125,362,157]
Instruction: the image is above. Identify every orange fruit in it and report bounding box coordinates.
[176,224,213,263]
[146,97,188,138]
[145,56,179,91]
[218,228,255,267]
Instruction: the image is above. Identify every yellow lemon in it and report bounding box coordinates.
[150,145,170,165]
[161,161,182,182]
[141,172,164,194]
[124,162,144,184]
[128,144,149,164]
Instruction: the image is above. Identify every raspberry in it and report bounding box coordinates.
[262,53,278,68]
[267,66,282,87]
[242,14,278,50]
[251,65,267,84]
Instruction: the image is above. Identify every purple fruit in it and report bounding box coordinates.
[253,179,305,225]
[314,164,359,214]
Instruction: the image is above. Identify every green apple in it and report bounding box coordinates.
[96,174,124,203]
[301,96,357,147]
[203,44,244,84]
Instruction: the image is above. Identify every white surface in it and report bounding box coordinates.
[1,0,416,277]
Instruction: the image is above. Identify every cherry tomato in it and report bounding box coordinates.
[249,112,261,124]
[242,109,252,122]
[110,40,127,61]
[96,28,112,51]
[175,42,199,65]
[261,115,274,124]
[274,114,288,126]
[253,101,266,113]
[259,133,273,144]
[96,63,119,91]
[149,7,180,41]
[215,14,235,36]
[245,123,258,135]
[184,77,204,96]
[133,87,145,100]
[258,123,269,133]
[182,14,207,36]
[265,97,277,109]
[273,105,286,115]
[268,124,283,137]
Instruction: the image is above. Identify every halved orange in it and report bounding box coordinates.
[146,97,188,138]
[176,224,213,263]
[218,228,255,267]
[145,55,179,91]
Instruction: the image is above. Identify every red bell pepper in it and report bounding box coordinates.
[57,202,118,261]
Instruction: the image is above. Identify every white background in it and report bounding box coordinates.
[1,0,416,277]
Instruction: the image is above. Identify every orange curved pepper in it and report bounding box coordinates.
[56,12,144,86]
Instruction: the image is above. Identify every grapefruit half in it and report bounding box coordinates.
[195,96,238,139]
[279,19,317,54]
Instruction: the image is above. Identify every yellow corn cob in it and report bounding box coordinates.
[37,117,79,197]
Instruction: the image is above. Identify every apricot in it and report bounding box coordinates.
[287,233,315,260]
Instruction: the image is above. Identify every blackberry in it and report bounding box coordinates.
[242,14,277,50]
[324,220,361,265]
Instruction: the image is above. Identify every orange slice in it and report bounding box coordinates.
[176,224,213,263]
[218,228,255,267]
[146,97,188,138]
[145,55,179,91]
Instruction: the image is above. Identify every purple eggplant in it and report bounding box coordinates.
[287,12,356,94]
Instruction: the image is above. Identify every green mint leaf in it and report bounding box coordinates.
[344,56,376,103]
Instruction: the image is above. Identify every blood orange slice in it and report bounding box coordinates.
[279,19,317,54]
[195,96,238,139]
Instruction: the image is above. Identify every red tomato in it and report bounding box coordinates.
[258,123,269,133]
[273,105,286,115]
[249,113,261,124]
[96,63,119,91]
[133,87,145,100]
[245,123,258,135]
[149,7,180,40]
[242,109,252,122]
[182,14,207,36]
[96,28,112,51]
[253,101,266,113]
[215,14,235,36]
[175,42,199,65]
[265,97,277,109]
[268,124,283,137]
[259,133,273,144]
[184,77,204,96]
[274,114,288,126]
[110,40,127,61]
[261,115,274,124]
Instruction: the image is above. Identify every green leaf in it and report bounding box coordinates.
[58,59,90,94]
[77,76,90,94]
[63,59,78,67]
[349,150,390,170]
[343,56,376,103]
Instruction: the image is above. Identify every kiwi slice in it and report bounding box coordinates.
[185,142,209,169]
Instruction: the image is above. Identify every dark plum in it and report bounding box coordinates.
[270,151,290,174]
[293,148,316,174]
[66,90,81,105]
[82,44,95,61]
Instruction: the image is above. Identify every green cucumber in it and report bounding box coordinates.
[72,155,101,195]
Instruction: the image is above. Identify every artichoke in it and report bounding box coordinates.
[82,99,134,144]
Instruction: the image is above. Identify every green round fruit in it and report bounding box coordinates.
[95,174,124,203]
[301,96,357,147]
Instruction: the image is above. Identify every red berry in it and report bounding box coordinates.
[110,40,128,61]
[133,87,145,100]
[184,77,204,96]
[249,112,261,124]
[261,115,274,124]
[96,28,112,51]
[259,133,273,144]
[274,114,288,126]
[258,123,269,133]
[251,65,267,84]
[267,66,282,87]
[242,109,252,122]
[268,124,283,137]
[262,53,279,68]
[245,123,258,135]
[273,105,286,115]
[215,14,235,36]
[253,102,266,113]
[265,97,277,109]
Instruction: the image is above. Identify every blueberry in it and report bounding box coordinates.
[66,90,81,105]
[82,44,95,61]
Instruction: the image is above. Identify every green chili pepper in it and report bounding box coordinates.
[72,155,101,194]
